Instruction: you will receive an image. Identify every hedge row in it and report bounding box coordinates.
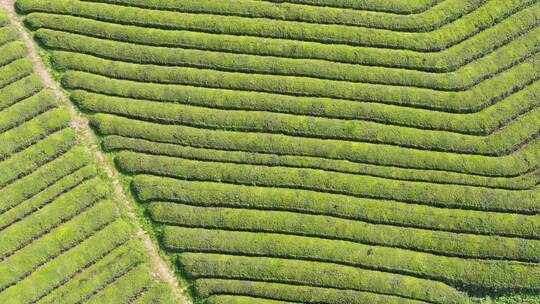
[257,0,442,13]
[205,295,300,304]
[40,28,540,92]
[0,58,34,89]
[134,176,540,238]
[178,253,468,304]
[165,226,540,290]
[75,90,540,156]
[0,90,57,133]
[85,264,152,304]
[0,41,27,68]
[0,129,76,188]
[52,51,540,113]
[0,146,90,213]
[0,219,132,303]
[196,279,430,304]
[107,136,537,190]
[152,203,540,261]
[0,199,117,291]
[0,75,43,111]
[23,5,539,72]
[39,239,148,304]
[0,165,96,231]
[0,26,19,48]
[92,114,540,176]
[0,178,109,258]
[0,108,71,161]
[82,0,481,32]
[119,152,539,213]
[66,72,540,136]
[15,0,532,51]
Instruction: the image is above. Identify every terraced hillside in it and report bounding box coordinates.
[13,0,540,303]
[0,6,178,304]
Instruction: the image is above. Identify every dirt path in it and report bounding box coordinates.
[0,1,191,302]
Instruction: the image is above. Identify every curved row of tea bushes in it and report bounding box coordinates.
[92,114,540,177]
[23,5,539,72]
[39,28,540,92]
[15,0,533,51]
[178,253,468,304]
[81,0,482,31]
[105,136,538,190]
[51,51,540,113]
[205,295,301,304]
[72,89,540,156]
[164,226,540,290]
[117,152,540,213]
[195,279,431,304]
[257,0,443,13]
[150,202,540,261]
[133,176,540,238]
[23,5,540,74]
[65,73,540,136]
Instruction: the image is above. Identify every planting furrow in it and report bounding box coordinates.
[75,91,540,156]
[164,226,540,290]
[195,279,430,304]
[0,40,27,68]
[0,58,34,90]
[0,220,133,304]
[0,90,57,133]
[0,129,76,189]
[0,165,96,230]
[51,51,540,113]
[0,200,117,291]
[64,73,540,136]
[85,264,153,304]
[0,26,19,47]
[23,4,540,72]
[0,108,71,161]
[0,75,43,111]
[0,147,90,213]
[106,136,539,190]
[134,176,540,238]
[37,239,148,304]
[81,0,482,31]
[0,177,109,259]
[14,0,534,51]
[37,27,540,91]
[151,203,540,262]
[179,253,469,304]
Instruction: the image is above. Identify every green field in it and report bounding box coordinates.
[0,6,175,303]
[1,0,539,303]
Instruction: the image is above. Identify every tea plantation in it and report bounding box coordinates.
[0,6,175,303]
[4,0,540,303]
